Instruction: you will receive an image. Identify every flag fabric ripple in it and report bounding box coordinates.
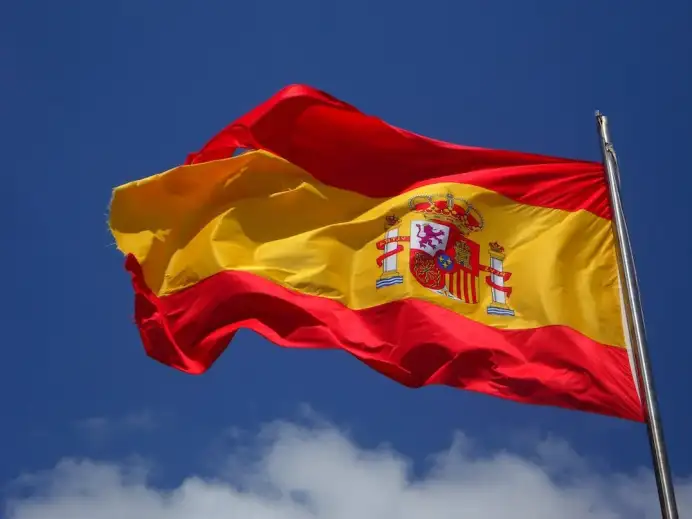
[109,85,642,422]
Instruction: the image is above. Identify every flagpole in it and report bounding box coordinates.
[596,112,679,519]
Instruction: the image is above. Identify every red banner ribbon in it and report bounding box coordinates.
[376,236,410,267]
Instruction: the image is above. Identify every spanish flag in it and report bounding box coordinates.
[109,85,642,421]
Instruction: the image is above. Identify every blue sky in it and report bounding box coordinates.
[2,1,691,517]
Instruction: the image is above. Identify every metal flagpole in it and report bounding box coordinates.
[596,112,679,519]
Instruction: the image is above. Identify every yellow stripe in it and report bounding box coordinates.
[110,150,625,349]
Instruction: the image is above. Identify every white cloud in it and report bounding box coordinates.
[6,419,691,519]
[73,417,110,436]
[120,410,158,432]
[73,410,158,444]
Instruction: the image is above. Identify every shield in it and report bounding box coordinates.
[409,219,481,302]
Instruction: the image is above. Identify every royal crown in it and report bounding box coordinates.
[489,241,505,254]
[384,214,401,228]
[408,194,484,235]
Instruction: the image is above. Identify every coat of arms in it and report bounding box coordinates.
[375,193,514,316]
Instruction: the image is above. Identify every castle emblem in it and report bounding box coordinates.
[375,193,514,316]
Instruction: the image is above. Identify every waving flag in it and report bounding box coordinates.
[109,85,641,421]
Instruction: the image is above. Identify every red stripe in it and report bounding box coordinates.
[455,272,462,301]
[471,272,478,303]
[186,84,611,219]
[463,272,470,303]
[125,255,642,421]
